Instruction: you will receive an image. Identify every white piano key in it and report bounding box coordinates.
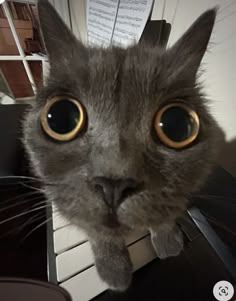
[52,212,70,230]
[54,224,88,254]
[124,229,148,245]
[56,230,148,281]
[53,222,147,255]
[51,202,57,212]
[129,235,157,271]
[61,266,108,301]
[56,242,94,282]
[60,235,157,301]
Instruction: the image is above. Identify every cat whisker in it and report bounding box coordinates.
[0,211,46,239]
[20,182,45,192]
[31,199,49,208]
[0,204,52,226]
[0,175,43,182]
[0,175,62,187]
[0,184,38,194]
[21,216,52,243]
[19,211,46,230]
[0,181,41,190]
[0,194,46,213]
[0,191,41,208]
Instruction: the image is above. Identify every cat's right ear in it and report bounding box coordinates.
[166,8,217,81]
[38,0,87,66]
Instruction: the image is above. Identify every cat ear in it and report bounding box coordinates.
[167,9,217,80]
[38,0,87,65]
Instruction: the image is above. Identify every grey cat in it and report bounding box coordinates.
[23,0,222,291]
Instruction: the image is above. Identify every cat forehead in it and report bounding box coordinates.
[86,46,160,94]
[42,45,171,113]
[85,45,165,94]
[88,45,162,69]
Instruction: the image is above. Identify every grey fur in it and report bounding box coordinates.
[23,0,222,291]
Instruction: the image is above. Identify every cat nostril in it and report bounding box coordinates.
[94,182,113,204]
[121,187,137,199]
[94,184,103,193]
[92,177,140,209]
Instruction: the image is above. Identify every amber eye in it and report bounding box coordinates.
[40,96,86,141]
[154,103,200,149]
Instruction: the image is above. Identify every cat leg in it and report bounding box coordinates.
[90,237,133,291]
[150,223,184,259]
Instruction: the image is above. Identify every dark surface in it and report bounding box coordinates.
[0,278,72,301]
[0,104,48,281]
[95,239,232,301]
[0,105,236,301]
[190,166,236,255]
[0,181,47,281]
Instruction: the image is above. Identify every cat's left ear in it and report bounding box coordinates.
[38,0,87,66]
[167,8,217,80]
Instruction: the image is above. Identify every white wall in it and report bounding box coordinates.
[69,0,87,44]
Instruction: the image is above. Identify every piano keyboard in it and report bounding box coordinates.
[49,205,158,301]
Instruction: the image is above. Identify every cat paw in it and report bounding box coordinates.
[92,241,133,291]
[150,224,184,259]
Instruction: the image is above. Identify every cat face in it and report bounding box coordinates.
[23,1,222,235]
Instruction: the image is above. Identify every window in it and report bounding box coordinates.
[0,0,70,104]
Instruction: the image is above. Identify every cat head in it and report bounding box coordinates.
[23,0,222,235]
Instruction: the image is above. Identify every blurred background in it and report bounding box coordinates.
[0,0,44,102]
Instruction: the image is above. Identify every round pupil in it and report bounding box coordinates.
[47,99,80,134]
[160,106,195,142]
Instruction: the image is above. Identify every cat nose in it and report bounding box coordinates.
[92,177,139,209]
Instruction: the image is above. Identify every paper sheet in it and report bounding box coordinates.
[87,0,119,47]
[87,0,154,47]
[112,0,154,47]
